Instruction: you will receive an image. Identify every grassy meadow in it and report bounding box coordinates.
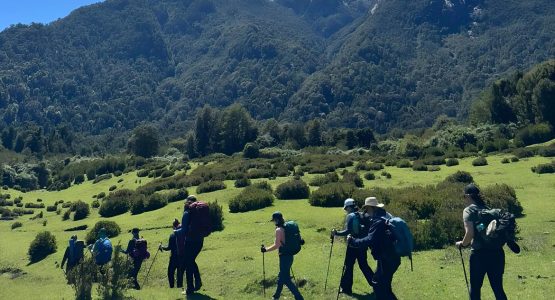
[0,154,554,300]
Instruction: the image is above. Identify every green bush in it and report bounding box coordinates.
[97,192,106,199]
[251,181,273,192]
[396,159,412,168]
[74,174,85,185]
[412,161,428,171]
[510,156,520,162]
[482,184,524,217]
[93,174,112,184]
[234,177,251,188]
[382,171,392,178]
[308,172,339,186]
[355,162,371,171]
[73,201,90,221]
[368,163,384,170]
[445,158,459,166]
[229,187,274,213]
[109,185,117,191]
[538,146,555,157]
[531,162,555,174]
[196,181,226,194]
[444,171,474,184]
[144,194,168,212]
[99,190,133,217]
[515,123,553,146]
[472,157,488,166]
[166,189,189,203]
[428,166,441,172]
[513,148,534,158]
[423,157,445,165]
[62,209,71,221]
[24,203,45,209]
[208,201,225,232]
[91,200,100,208]
[129,194,147,215]
[137,169,149,177]
[28,231,57,263]
[11,221,22,230]
[46,205,57,212]
[501,158,510,164]
[85,220,121,245]
[243,143,260,159]
[308,183,356,207]
[364,172,376,180]
[341,172,364,187]
[275,179,310,200]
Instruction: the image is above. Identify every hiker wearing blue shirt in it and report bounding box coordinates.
[332,198,375,295]
[348,197,400,300]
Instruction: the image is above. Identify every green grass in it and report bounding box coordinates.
[1,155,554,299]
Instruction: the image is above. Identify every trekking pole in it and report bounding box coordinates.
[261,244,266,297]
[142,244,161,287]
[291,267,298,287]
[458,246,471,300]
[324,233,334,291]
[336,245,348,300]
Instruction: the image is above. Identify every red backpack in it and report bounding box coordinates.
[131,238,150,260]
[188,202,212,239]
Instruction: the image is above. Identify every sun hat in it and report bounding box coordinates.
[362,197,384,209]
[343,198,356,209]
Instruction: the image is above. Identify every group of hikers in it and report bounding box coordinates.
[58,184,519,300]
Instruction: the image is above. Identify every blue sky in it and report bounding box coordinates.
[0,0,104,31]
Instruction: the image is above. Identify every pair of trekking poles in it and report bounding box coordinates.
[324,234,347,300]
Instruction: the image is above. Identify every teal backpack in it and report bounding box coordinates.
[280,221,302,256]
[383,216,414,270]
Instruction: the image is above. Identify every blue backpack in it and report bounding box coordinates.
[95,238,113,265]
[383,216,414,270]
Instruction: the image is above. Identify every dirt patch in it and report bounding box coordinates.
[0,267,27,279]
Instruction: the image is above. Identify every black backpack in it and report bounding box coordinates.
[475,208,517,249]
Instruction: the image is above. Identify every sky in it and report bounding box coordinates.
[0,0,104,31]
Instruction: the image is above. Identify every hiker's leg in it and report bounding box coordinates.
[373,256,399,300]
[356,247,375,287]
[168,257,177,288]
[341,246,357,292]
[177,256,185,289]
[192,239,203,288]
[486,249,507,300]
[386,256,400,300]
[184,242,196,292]
[132,259,142,289]
[273,255,288,299]
[469,251,487,300]
[281,255,303,300]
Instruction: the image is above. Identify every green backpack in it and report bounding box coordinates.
[280,221,302,256]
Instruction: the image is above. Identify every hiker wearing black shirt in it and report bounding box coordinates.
[61,235,82,273]
[332,198,374,295]
[160,219,184,289]
[348,197,399,300]
[177,195,204,295]
[121,228,144,290]
[456,184,508,300]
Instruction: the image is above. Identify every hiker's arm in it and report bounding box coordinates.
[350,220,382,249]
[335,214,353,236]
[265,228,285,252]
[457,221,474,248]
[121,240,133,254]
[161,235,173,251]
[176,211,190,236]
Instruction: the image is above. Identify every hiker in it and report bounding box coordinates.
[332,198,374,295]
[456,184,508,300]
[176,195,211,295]
[91,228,113,266]
[261,211,304,300]
[120,228,150,290]
[159,219,185,290]
[61,235,85,276]
[348,197,400,300]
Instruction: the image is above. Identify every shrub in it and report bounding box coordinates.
[129,194,147,215]
[166,189,189,203]
[309,183,356,207]
[62,210,71,221]
[229,187,274,213]
[11,221,22,230]
[96,250,132,300]
[531,162,555,174]
[24,203,45,209]
[97,192,106,199]
[196,181,226,194]
[208,201,225,232]
[341,172,364,187]
[109,185,117,191]
[515,123,553,146]
[161,170,175,178]
[93,174,112,184]
[428,166,441,172]
[74,174,85,185]
[243,143,260,159]
[275,179,310,200]
[510,156,520,162]
[423,157,445,165]
[501,158,510,164]
[28,231,57,263]
[234,178,251,188]
[64,224,88,232]
[482,184,524,217]
[382,171,392,178]
[412,161,428,171]
[85,220,121,245]
[445,158,459,166]
[444,171,474,184]
[144,194,168,212]
[137,169,149,177]
[513,148,534,158]
[396,159,412,168]
[355,162,371,171]
[114,170,123,177]
[251,181,273,192]
[99,190,134,217]
[538,146,555,157]
[46,205,57,212]
[364,172,376,180]
[369,163,384,170]
[91,199,100,208]
[73,201,90,221]
[308,172,339,186]
[472,157,488,166]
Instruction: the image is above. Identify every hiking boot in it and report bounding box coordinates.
[194,282,202,291]
[340,288,352,295]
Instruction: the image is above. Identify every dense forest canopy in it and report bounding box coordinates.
[0,0,553,155]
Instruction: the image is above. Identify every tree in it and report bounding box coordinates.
[194,106,219,156]
[306,119,322,146]
[127,124,159,158]
[220,104,257,155]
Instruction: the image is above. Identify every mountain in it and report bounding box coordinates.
[0,0,553,153]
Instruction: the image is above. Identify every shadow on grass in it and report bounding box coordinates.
[347,292,376,300]
[183,293,217,300]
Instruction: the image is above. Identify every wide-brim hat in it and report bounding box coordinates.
[362,197,384,209]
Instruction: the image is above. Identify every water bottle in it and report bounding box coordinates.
[476,223,485,232]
